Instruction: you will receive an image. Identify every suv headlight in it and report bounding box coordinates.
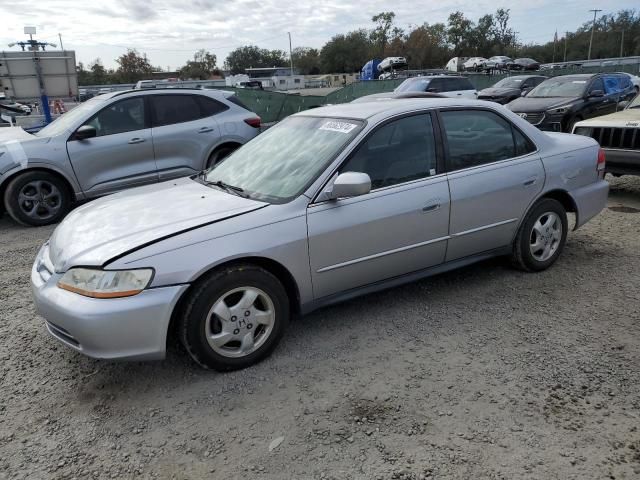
[548,105,570,115]
[58,268,154,298]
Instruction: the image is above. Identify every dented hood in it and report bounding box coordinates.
[48,177,267,272]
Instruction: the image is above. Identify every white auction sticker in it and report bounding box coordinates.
[319,121,358,134]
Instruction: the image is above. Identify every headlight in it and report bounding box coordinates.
[57,268,154,298]
[548,106,570,115]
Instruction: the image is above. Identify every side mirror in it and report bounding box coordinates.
[74,125,97,140]
[588,89,604,98]
[328,172,371,200]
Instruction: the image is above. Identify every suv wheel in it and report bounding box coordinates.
[179,264,290,371]
[4,171,71,226]
[511,198,568,272]
[207,145,238,169]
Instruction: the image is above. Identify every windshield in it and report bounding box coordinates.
[204,116,364,203]
[494,78,524,88]
[394,78,431,93]
[35,98,105,137]
[527,78,587,98]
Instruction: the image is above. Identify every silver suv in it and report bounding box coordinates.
[0,88,261,226]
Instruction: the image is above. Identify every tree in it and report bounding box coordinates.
[370,11,402,57]
[492,8,515,54]
[179,49,218,80]
[405,23,450,69]
[320,30,373,73]
[447,11,474,54]
[90,59,109,85]
[224,46,287,74]
[115,49,154,83]
[291,47,321,75]
[472,14,495,56]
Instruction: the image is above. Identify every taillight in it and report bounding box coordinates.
[244,117,261,128]
[597,148,606,178]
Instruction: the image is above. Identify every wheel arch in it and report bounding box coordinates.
[166,256,301,349]
[521,189,578,235]
[1,166,77,209]
[205,141,244,167]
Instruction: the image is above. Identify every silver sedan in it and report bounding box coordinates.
[31,98,609,370]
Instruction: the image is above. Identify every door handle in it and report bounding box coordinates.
[128,138,145,144]
[422,202,441,212]
[198,127,214,133]
[523,177,537,186]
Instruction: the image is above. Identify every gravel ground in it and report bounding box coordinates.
[1,175,639,480]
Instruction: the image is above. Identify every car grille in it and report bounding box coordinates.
[590,127,640,151]
[517,112,545,125]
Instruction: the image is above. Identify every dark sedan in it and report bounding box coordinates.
[506,73,636,132]
[478,75,547,104]
[513,58,541,71]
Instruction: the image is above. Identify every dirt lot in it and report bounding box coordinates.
[1,176,639,480]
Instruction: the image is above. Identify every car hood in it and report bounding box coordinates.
[574,108,640,127]
[48,177,268,272]
[507,96,576,112]
[478,87,520,97]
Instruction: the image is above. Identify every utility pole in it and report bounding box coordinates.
[512,31,520,55]
[620,29,624,58]
[587,9,602,60]
[564,32,569,62]
[287,32,294,77]
[58,33,64,51]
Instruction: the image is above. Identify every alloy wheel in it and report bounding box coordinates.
[17,180,62,221]
[205,287,275,358]
[529,212,562,262]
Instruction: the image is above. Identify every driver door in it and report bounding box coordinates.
[66,96,158,197]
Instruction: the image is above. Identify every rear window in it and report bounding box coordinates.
[226,95,251,111]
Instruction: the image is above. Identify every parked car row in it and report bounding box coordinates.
[29,97,609,370]
[460,56,541,72]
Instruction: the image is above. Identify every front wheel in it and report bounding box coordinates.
[4,171,71,226]
[511,198,568,272]
[179,264,290,371]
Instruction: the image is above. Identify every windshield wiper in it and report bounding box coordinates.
[203,177,247,197]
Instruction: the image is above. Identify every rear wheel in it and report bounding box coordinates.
[4,171,71,226]
[511,198,568,272]
[565,116,582,133]
[206,145,239,169]
[179,264,290,371]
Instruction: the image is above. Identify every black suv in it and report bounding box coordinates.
[506,73,636,132]
[478,75,547,104]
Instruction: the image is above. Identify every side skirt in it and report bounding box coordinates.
[300,246,511,315]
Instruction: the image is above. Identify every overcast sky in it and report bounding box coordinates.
[1,0,637,70]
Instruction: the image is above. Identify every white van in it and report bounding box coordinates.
[445,57,469,72]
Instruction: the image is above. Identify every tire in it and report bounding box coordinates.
[511,198,568,272]
[564,116,581,133]
[4,170,71,226]
[179,264,290,371]
[206,145,238,169]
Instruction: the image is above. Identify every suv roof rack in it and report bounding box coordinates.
[111,87,230,98]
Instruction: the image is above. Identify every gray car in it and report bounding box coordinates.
[0,88,261,226]
[31,98,609,371]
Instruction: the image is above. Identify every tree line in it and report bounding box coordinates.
[77,8,640,85]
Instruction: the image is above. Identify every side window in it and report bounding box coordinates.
[603,76,621,95]
[455,78,474,91]
[441,110,518,171]
[151,95,202,127]
[428,79,445,92]
[588,78,605,94]
[513,128,536,156]
[340,114,437,190]
[196,95,229,116]
[87,97,145,137]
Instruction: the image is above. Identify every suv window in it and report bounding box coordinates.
[588,78,605,95]
[151,95,202,127]
[340,114,437,189]
[441,110,533,171]
[196,95,229,116]
[453,78,474,91]
[227,95,251,111]
[87,97,145,137]
[427,78,445,92]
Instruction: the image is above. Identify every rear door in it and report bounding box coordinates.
[440,108,544,261]
[66,96,157,196]
[150,94,227,180]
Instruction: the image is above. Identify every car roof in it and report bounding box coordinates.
[295,98,497,121]
[401,75,467,80]
[108,88,232,99]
